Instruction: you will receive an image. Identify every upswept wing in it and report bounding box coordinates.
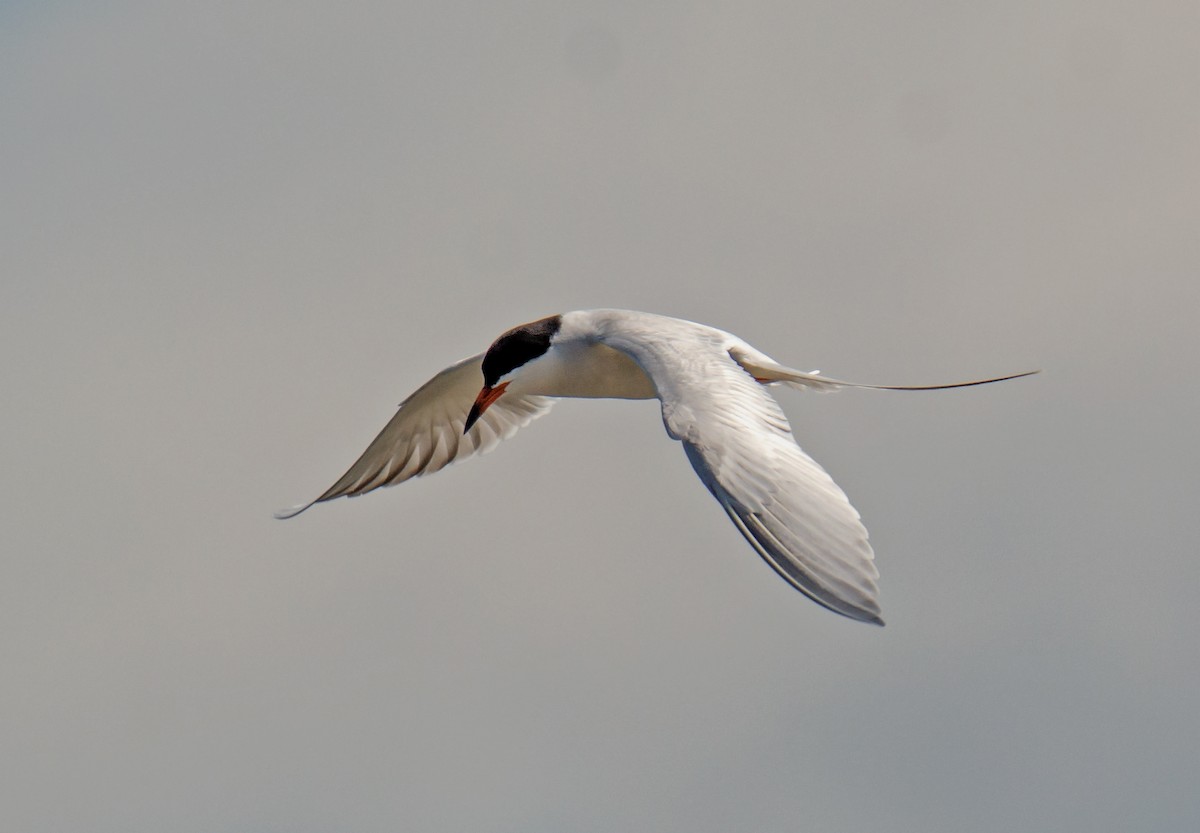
[276,354,553,519]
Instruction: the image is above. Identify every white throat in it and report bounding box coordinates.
[505,340,657,400]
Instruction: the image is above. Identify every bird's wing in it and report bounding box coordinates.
[619,337,882,623]
[276,353,554,518]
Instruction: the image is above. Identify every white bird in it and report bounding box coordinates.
[277,309,1036,624]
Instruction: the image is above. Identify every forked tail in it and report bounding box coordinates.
[729,346,1040,393]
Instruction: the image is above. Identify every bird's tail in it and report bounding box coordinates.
[729,347,1040,393]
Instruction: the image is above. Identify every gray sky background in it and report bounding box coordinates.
[3,2,1198,831]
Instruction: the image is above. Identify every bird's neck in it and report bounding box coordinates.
[509,341,657,400]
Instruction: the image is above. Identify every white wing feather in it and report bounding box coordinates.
[600,327,883,624]
[275,353,553,518]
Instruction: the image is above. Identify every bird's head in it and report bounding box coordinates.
[464,314,563,433]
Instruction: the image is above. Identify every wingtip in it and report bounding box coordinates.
[849,606,885,626]
[273,502,314,520]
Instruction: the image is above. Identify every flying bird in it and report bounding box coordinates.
[277,309,1036,624]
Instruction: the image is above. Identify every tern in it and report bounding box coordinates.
[278,309,1036,624]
